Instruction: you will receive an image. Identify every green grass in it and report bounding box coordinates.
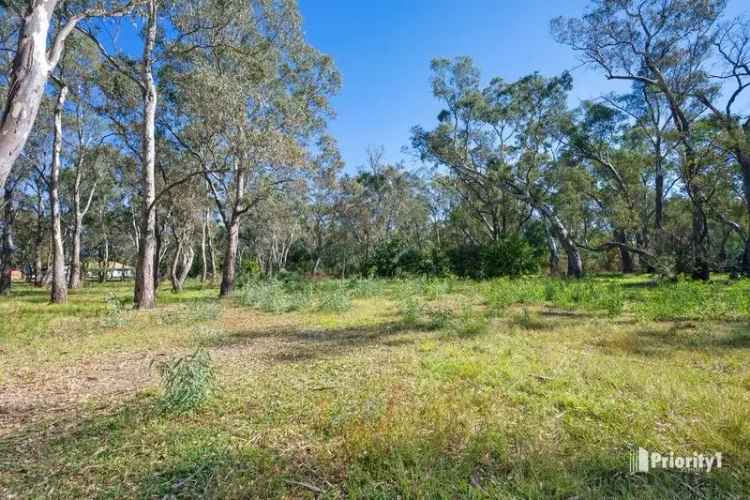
[1,275,749,498]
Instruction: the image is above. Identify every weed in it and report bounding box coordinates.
[449,305,490,337]
[514,308,546,330]
[425,306,453,330]
[153,349,216,413]
[101,293,128,327]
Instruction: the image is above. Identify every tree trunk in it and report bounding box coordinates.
[616,230,635,274]
[0,185,16,295]
[738,150,750,276]
[170,240,183,292]
[68,157,93,289]
[655,171,664,230]
[153,212,162,291]
[207,219,217,284]
[0,1,59,190]
[176,245,194,292]
[33,250,44,287]
[220,217,240,297]
[544,221,560,276]
[33,196,45,286]
[539,206,583,278]
[50,85,68,304]
[200,210,208,283]
[98,236,110,283]
[69,213,83,289]
[133,0,158,310]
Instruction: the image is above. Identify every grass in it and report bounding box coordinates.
[1,275,749,498]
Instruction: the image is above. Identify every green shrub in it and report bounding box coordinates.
[153,349,216,413]
[400,296,424,326]
[101,293,128,327]
[239,280,311,313]
[448,235,542,279]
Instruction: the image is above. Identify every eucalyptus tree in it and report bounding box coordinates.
[552,0,735,279]
[0,0,142,191]
[333,152,432,273]
[49,79,68,303]
[303,136,344,274]
[694,19,750,272]
[164,0,340,297]
[561,101,657,271]
[413,57,585,277]
[0,169,20,295]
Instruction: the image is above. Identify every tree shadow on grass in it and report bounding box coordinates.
[592,323,750,359]
[205,320,434,364]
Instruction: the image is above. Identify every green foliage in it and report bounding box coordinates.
[425,305,453,329]
[101,293,128,327]
[368,240,447,277]
[399,295,425,326]
[153,349,216,413]
[448,235,541,279]
[631,280,750,321]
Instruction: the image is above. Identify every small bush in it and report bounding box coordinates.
[153,349,216,413]
[400,296,425,326]
[448,235,542,279]
[101,293,128,327]
[239,280,311,313]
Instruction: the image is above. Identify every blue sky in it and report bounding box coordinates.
[298,0,748,172]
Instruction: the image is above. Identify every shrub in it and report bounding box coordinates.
[153,349,216,413]
[368,240,447,277]
[400,295,424,326]
[101,293,128,327]
[448,235,541,279]
[239,279,312,313]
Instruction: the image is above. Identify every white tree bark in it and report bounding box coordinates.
[0,1,136,190]
[0,2,58,191]
[50,84,68,304]
[133,0,158,309]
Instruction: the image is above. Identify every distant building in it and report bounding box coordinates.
[85,261,135,281]
[10,269,25,282]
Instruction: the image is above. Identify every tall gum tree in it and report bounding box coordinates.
[413,58,585,278]
[163,0,340,297]
[551,0,740,279]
